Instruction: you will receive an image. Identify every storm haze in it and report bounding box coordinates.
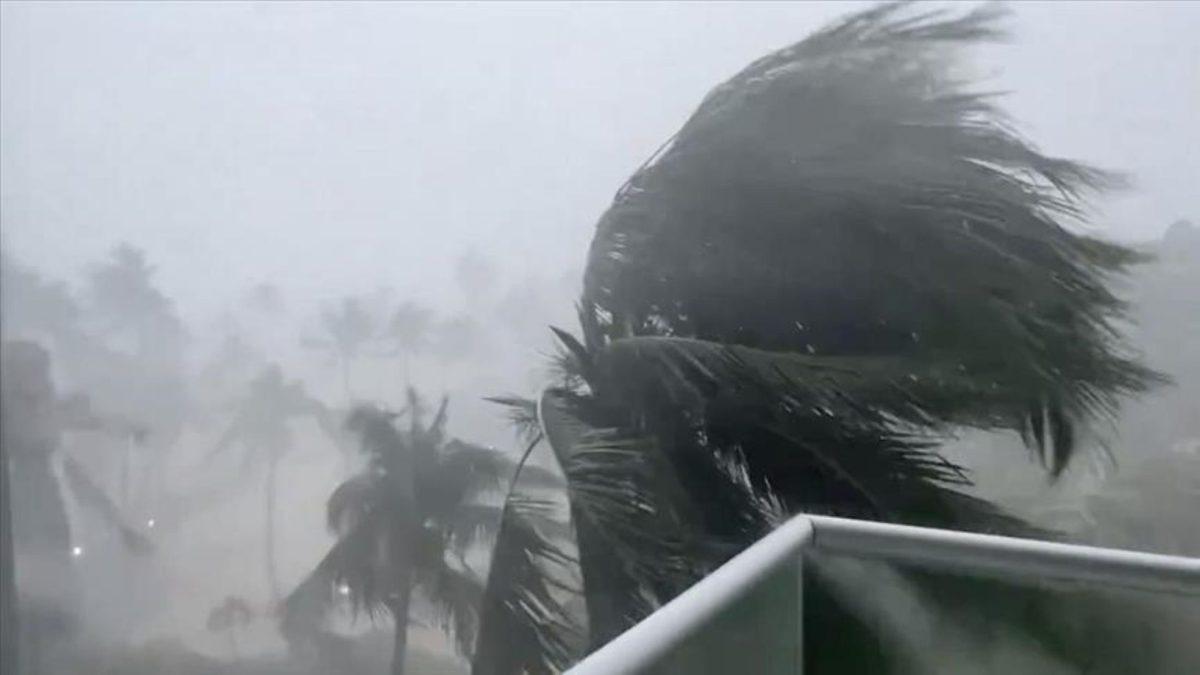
[2,3,1198,675]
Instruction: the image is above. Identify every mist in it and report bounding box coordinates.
[2,3,1198,674]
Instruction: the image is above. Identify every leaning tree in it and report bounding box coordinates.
[283,392,566,675]
[476,4,1161,673]
[210,364,337,601]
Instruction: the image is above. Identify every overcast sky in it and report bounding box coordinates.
[3,1,1197,319]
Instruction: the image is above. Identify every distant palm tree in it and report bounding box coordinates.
[385,301,436,386]
[283,391,565,675]
[211,365,335,602]
[455,248,500,310]
[479,4,1161,673]
[85,242,184,362]
[304,297,378,402]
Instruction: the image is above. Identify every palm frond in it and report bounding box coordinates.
[592,333,1038,532]
[539,387,711,644]
[472,494,581,675]
[580,1,1159,474]
[485,395,542,445]
[345,406,402,459]
[476,4,1164,670]
[326,474,379,534]
[418,560,485,657]
[444,502,504,553]
[286,516,392,623]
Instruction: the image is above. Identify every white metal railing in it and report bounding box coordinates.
[566,514,1200,675]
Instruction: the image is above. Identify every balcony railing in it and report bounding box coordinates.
[567,514,1200,675]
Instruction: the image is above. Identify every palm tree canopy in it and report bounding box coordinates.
[284,391,566,663]
[319,297,377,358]
[580,2,1159,476]
[485,3,1165,668]
[211,365,335,461]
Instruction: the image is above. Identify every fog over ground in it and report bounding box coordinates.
[1,2,1198,674]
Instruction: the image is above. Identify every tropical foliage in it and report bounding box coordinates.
[303,297,379,402]
[211,365,335,601]
[476,3,1160,673]
[283,391,565,675]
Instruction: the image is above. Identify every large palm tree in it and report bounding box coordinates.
[478,3,1160,673]
[211,365,335,602]
[283,391,566,675]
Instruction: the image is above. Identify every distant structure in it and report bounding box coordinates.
[1,341,79,673]
[1,340,150,672]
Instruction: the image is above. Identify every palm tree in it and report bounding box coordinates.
[304,296,378,403]
[385,301,436,386]
[85,242,185,364]
[211,365,335,602]
[478,4,1160,672]
[283,391,565,675]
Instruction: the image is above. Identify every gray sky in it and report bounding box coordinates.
[3,1,1197,318]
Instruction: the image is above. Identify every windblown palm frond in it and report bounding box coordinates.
[484,395,542,445]
[472,395,581,675]
[581,1,1159,474]
[472,493,580,675]
[477,3,1161,673]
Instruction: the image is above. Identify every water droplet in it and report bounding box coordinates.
[71,546,84,558]
[146,518,156,528]
[337,584,351,596]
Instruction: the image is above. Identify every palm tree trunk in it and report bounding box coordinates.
[265,449,280,603]
[227,628,241,662]
[389,581,412,675]
[390,460,417,675]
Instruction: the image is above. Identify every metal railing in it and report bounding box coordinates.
[567,514,1200,675]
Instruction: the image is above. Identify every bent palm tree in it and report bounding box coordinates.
[211,365,336,602]
[304,297,379,403]
[284,391,566,675]
[478,3,1161,673]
